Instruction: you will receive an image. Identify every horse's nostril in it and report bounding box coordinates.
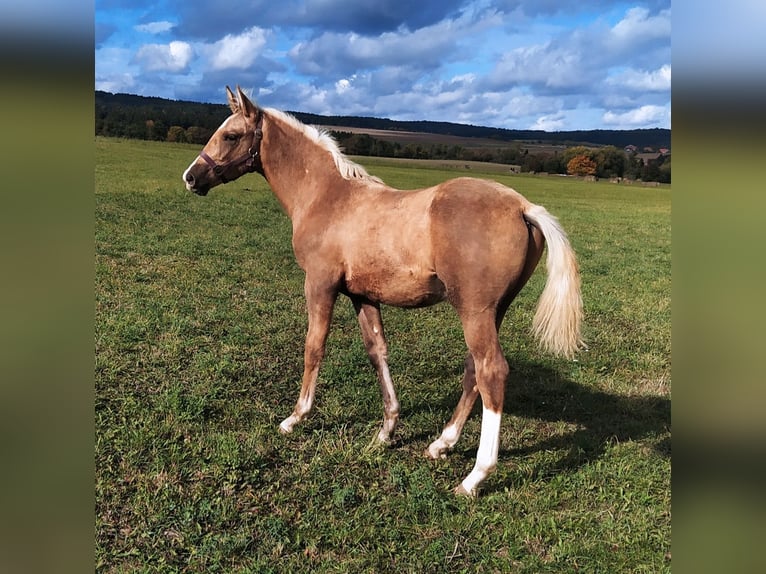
[185,172,195,184]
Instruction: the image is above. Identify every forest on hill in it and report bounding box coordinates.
[95,91,670,182]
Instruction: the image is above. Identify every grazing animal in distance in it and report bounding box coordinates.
[183,86,583,496]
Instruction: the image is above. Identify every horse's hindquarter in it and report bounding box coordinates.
[428,178,534,308]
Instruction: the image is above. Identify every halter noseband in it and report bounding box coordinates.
[198,114,264,183]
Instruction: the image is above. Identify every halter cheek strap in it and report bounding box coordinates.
[198,115,264,183]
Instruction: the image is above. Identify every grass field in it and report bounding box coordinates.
[96,137,670,572]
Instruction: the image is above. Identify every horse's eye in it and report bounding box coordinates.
[224,133,240,143]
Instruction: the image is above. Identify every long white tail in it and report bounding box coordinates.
[523,204,583,359]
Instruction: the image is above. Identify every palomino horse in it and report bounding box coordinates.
[183,86,583,496]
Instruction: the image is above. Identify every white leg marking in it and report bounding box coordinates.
[458,407,502,496]
[279,395,314,434]
[279,415,299,434]
[427,423,460,459]
[377,361,400,444]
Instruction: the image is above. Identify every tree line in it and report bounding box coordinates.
[95,91,670,183]
[331,132,669,183]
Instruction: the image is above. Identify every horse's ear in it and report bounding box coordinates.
[236,86,259,119]
[226,86,239,114]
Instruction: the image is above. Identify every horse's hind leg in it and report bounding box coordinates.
[454,311,509,497]
[352,298,400,444]
[425,293,521,461]
[426,354,478,458]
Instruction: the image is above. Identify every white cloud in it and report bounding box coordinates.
[135,21,175,34]
[449,73,476,85]
[95,73,136,94]
[489,42,590,90]
[602,104,668,128]
[531,114,566,131]
[134,41,193,72]
[608,7,671,50]
[289,11,498,77]
[206,27,269,71]
[290,28,446,75]
[484,5,671,99]
[335,78,353,94]
[608,65,671,91]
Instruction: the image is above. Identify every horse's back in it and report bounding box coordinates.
[431,176,531,212]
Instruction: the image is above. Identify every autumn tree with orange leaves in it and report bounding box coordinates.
[567,154,598,177]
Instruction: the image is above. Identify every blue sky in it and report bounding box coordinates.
[95,0,671,131]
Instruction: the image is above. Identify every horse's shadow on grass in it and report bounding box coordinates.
[407,359,670,493]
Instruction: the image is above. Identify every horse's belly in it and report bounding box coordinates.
[344,267,446,308]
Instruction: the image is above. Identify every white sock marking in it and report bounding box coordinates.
[460,407,502,495]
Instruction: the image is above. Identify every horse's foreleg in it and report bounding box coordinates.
[353,299,400,444]
[279,282,337,434]
[426,354,478,458]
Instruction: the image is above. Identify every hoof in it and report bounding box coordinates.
[363,436,389,454]
[453,484,477,498]
[425,442,448,460]
[376,430,394,446]
[424,448,447,460]
[278,421,293,434]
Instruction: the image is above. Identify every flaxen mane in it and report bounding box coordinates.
[265,108,383,183]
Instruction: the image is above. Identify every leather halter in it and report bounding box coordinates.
[198,114,264,183]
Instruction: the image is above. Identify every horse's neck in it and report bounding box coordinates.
[262,117,340,221]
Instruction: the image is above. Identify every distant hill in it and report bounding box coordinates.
[95,91,670,150]
[292,111,670,150]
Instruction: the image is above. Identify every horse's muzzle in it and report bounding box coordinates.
[183,167,210,196]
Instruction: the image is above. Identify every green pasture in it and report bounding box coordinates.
[96,137,670,572]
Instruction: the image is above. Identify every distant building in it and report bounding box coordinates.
[624,144,638,153]
[636,152,664,165]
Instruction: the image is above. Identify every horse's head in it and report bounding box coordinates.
[183,86,264,196]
